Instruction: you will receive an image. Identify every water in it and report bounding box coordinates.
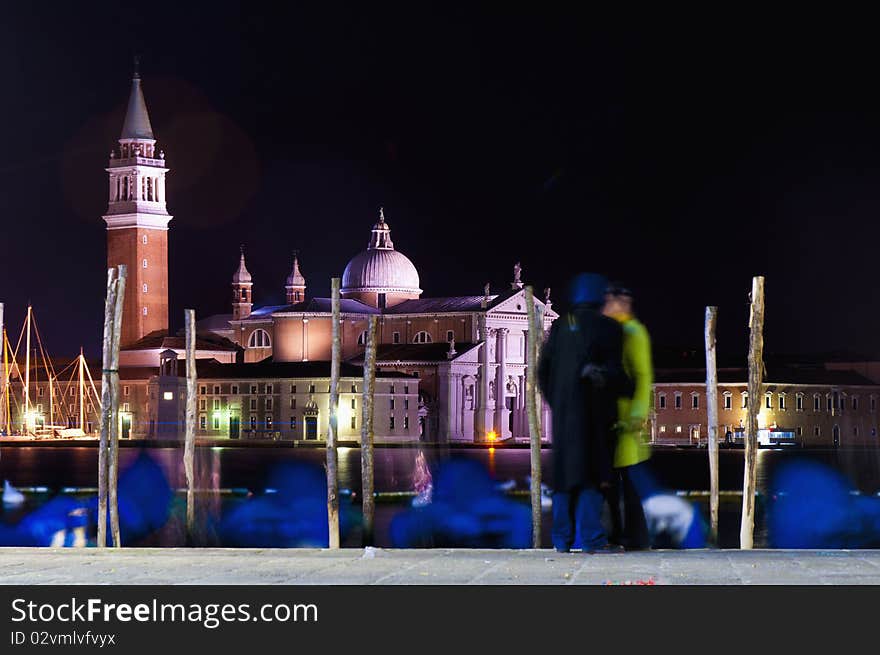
[3,443,880,548]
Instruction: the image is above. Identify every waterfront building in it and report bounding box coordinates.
[652,366,880,447]
[89,67,552,443]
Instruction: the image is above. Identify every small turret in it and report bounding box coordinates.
[232,245,253,320]
[285,251,306,304]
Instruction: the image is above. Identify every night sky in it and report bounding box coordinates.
[2,5,879,361]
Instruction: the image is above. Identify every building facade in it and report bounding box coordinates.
[652,368,880,447]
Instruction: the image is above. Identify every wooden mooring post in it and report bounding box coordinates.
[98,265,125,547]
[740,276,765,549]
[360,315,378,547]
[525,286,543,548]
[184,308,197,543]
[108,264,126,547]
[327,278,341,549]
[704,306,720,544]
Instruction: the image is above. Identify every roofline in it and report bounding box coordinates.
[653,381,880,389]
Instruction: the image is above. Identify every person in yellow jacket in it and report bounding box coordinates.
[603,282,653,549]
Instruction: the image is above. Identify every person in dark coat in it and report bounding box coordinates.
[538,272,632,553]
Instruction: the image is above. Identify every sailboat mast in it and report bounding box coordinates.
[0,301,4,433]
[24,305,31,432]
[49,372,54,428]
[2,326,9,435]
[79,348,85,431]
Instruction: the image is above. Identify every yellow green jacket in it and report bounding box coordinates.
[612,314,653,468]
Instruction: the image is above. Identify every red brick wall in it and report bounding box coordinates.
[107,228,168,346]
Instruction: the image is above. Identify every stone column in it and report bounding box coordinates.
[517,373,526,438]
[475,318,493,441]
[459,375,467,436]
[302,318,309,361]
[494,327,509,438]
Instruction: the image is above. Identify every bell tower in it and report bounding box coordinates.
[103,60,171,347]
[232,246,253,320]
[285,251,306,304]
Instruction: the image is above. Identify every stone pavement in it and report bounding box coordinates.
[2,548,880,584]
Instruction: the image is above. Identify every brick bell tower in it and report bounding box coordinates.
[103,60,171,347]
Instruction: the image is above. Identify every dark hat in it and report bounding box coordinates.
[568,273,609,306]
[606,280,634,298]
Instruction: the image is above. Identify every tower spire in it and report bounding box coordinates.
[285,250,307,303]
[232,245,253,320]
[120,60,154,140]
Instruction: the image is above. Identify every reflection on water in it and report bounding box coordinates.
[2,444,880,548]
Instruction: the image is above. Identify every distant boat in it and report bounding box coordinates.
[2,480,25,506]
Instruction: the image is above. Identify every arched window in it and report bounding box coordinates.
[248,329,271,348]
[413,331,432,344]
[357,331,367,346]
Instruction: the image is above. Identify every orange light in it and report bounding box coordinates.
[487,431,497,442]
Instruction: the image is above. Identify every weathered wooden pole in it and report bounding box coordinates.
[360,315,378,547]
[97,268,118,548]
[108,264,126,547]
[525,286,543,548]
[327,278,341,549]
[740,276,765,549]
[704,306,720,544]
[184,308,197,543]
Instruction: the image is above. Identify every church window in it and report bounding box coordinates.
[413,331,432,344]
[446,330,454,342]
[248,329,271,348]
[393,331,400,344]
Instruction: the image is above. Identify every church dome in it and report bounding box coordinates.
[341,209,422,296]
